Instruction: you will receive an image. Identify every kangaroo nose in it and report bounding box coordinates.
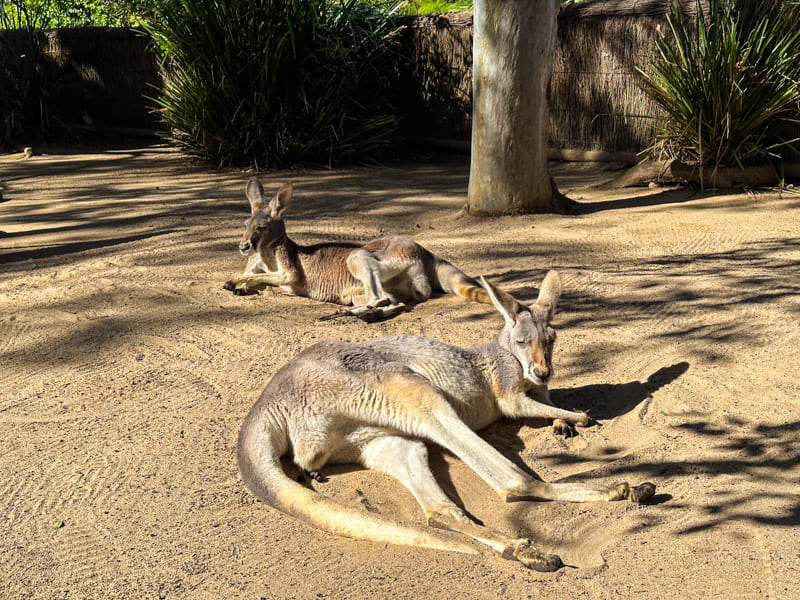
[239,240,252,255]
[533,365,550,380]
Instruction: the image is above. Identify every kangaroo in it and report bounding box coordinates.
[237,271,656,571]
[223,178,492,320]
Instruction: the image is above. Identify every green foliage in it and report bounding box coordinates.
[636,0,800,168]
[143,0,400,168]
[400,0,471,14]
[363,0,471,15]
[1,0,148,28]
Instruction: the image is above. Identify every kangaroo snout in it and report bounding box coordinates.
[533,364,550,381]
[239,239,252,255]
[525,363,551,385]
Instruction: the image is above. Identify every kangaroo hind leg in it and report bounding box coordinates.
[358,435,562,571]
[344,248,407,321]
[378,372,654,505]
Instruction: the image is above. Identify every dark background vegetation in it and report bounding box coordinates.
[2,0,799,168]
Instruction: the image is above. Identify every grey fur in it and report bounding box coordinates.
[236,272,656,571]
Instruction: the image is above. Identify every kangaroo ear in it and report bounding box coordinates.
[479,276,525,326]
[532,270,562,320]
[269,183,293,219]
[245,177,267,213]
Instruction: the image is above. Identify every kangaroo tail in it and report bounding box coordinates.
[433,258,492,305]
[236,412,477,554]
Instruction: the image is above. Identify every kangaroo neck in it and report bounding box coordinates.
[259,233,297,269]
[471,338,528,394]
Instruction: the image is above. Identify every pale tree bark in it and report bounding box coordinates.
[467,0,576,215]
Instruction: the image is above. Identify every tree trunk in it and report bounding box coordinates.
[467,0,575,215]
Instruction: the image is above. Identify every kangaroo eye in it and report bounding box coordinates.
[516,339,527,345]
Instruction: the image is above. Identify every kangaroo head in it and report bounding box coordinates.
[480,271,562,386]
[238,178,293,255]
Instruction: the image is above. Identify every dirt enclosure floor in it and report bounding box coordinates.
[1,145,799,599]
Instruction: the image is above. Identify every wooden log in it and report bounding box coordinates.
[603,159,798,189]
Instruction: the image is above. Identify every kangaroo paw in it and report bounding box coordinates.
[222,280,236,291]
[552,419,577,438]
[510,540,563,572]
[304,470,328,483]
[609,481,656,503]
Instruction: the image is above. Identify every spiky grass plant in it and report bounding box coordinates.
[143,0,400,168]
[636,0,800,168]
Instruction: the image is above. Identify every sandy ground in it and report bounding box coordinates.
[1,145,799,599]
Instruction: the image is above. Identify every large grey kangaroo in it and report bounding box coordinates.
[237,271,656,571]
[223,178,493,320]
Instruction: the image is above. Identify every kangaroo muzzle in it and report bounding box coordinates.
[525,364,551,385]
[239,240,252,255]
[533,364,550,381]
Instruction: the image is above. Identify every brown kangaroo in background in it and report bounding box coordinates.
[236,271,656,571]
[223,178,493,320]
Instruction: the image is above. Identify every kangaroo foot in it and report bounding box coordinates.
[348,303,407,322]
[626,482,656,503]
[319,303,407,323]
[509,540,563,572]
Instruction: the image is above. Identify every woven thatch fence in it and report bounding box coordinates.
[39,28,160,131]
[0,27,160,140]
[392,12,474,144]
[392,0,712,156]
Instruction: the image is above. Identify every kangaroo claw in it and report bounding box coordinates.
[304,470,328,483]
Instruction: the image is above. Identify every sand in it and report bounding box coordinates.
[1,145,799,599]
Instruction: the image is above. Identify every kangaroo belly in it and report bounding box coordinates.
[306,280,362,305]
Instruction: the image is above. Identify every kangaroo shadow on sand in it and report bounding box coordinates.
[549,361,689,421]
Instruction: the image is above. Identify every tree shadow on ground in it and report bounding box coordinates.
[511,416,800,538]
[0,229,182,264]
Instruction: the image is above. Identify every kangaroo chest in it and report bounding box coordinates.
[258,245,308,296]
[363,337,504,431]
